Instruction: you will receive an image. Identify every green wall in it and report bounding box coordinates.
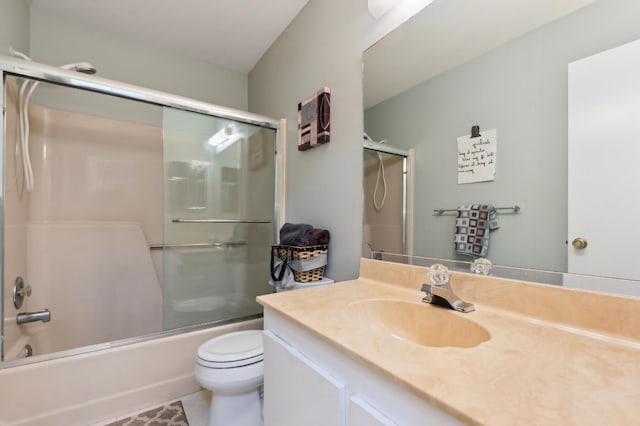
[29,7,248,111]
[0,0,30,55]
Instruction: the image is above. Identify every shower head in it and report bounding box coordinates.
[9,48,96,74]
[59,62,97,75]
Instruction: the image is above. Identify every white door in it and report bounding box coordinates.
[568,38,640,281]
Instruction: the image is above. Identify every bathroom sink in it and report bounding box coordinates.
[344,299,490,348]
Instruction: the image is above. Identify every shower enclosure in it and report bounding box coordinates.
[0,57,280,365]
[362,139,412,258]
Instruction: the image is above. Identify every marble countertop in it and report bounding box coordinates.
[257,259,640,425]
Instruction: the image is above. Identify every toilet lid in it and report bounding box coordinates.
[197,330,264,366]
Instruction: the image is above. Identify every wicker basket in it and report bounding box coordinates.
[271,244,328,282]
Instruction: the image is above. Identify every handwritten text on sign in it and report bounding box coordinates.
[457,129,497,184]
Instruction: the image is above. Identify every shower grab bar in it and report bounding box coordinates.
[150,241,247,250]
[172,219,271,224]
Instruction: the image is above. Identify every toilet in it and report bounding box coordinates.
[194,330,264,426]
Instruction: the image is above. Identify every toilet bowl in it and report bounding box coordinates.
[194,330,264,426]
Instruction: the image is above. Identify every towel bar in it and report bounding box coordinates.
[433,205,520,215]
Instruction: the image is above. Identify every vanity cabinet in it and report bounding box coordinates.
[348,395,396,426]
[262,308,463,426]
[263,330,346,426]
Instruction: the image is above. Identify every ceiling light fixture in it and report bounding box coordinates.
[207,124,247,153]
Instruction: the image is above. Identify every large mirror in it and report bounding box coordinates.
[363,0,640,295]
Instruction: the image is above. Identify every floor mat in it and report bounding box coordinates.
[105,400,190,426]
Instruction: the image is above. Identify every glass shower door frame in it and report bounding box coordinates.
[0,56,281,363]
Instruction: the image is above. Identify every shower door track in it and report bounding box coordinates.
[0,56,279,129]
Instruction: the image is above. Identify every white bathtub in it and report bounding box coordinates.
[3,320,111,363]
[3,325,57,361]
[0,318,263,426]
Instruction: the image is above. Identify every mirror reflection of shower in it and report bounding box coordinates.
[9,47,97,195]
[368,135,388,212]
[362,134,412,259]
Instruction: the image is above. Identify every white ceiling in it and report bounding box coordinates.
[28,0,597,101]
[29,0,311,73]
[364,0,596,108]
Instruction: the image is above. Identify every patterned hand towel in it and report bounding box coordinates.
[454,204,499,257]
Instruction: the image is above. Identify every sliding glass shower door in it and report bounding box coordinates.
[162,108,276,329]
[1,58,280,366]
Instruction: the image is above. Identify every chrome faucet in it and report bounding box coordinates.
[16,309,51,324]
[421,264,475,313]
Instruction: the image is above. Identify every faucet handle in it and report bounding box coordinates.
[471,258,492,275]
[428,264,450,286]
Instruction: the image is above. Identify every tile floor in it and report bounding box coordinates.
[180,390,212,426]
[100,390,211,426]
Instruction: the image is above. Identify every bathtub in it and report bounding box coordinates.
[3,325,57,361]
[3,320,113,364]
[0,317,262,426]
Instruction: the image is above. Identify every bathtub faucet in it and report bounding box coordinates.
[16,309,51,324]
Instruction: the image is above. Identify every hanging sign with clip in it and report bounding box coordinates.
[457,125,497,184]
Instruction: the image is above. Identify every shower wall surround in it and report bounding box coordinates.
[3,82,165,361]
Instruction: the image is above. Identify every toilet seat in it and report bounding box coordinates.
[196,330,264,368]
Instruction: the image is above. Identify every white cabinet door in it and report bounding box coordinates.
[263,331,346,426]
[349,395,397,426]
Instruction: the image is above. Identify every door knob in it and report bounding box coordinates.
[572,237,588,250]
